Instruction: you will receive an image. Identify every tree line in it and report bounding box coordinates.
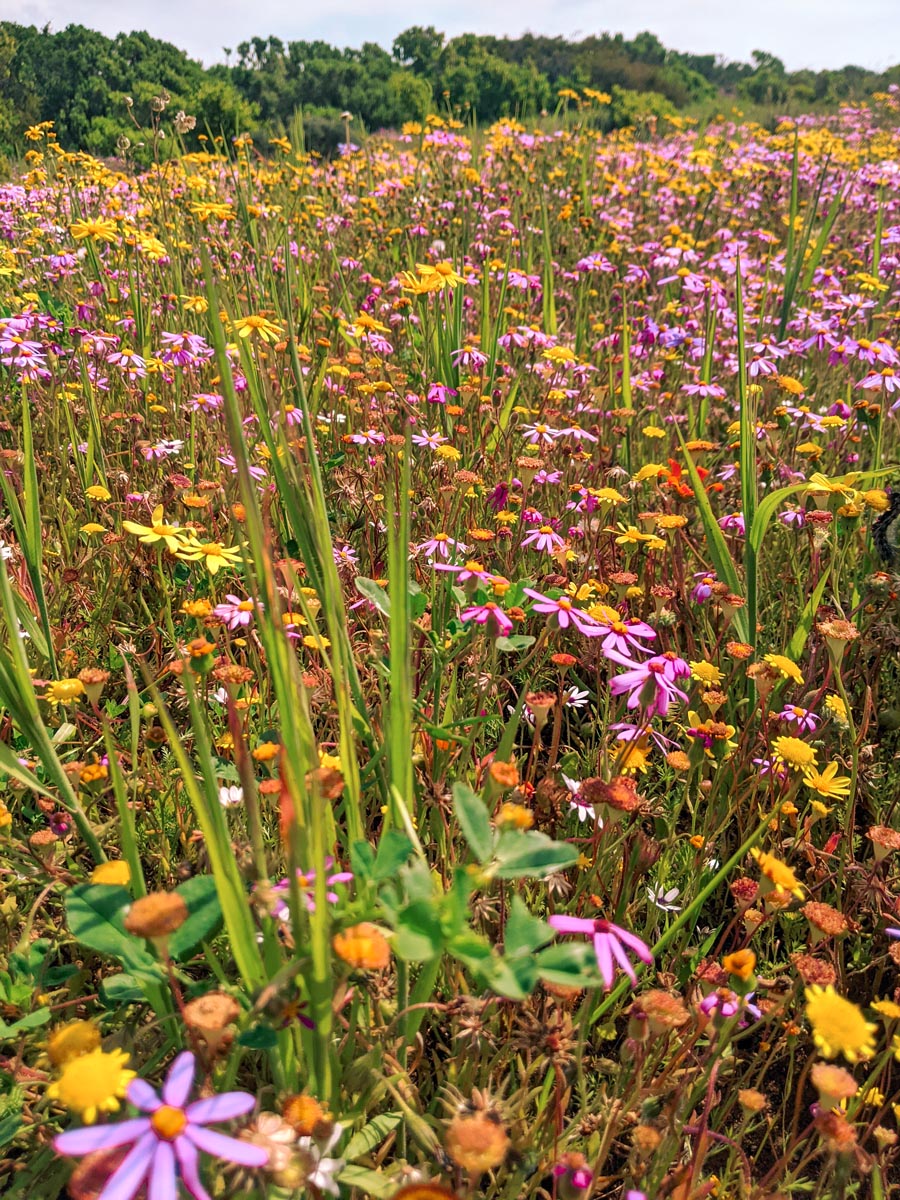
[2,21,899,160]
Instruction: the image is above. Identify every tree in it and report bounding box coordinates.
[392,26,444,77]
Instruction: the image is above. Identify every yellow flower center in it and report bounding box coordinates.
[151,1105,188,1140]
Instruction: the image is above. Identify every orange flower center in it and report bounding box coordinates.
[151,1105,187,1140]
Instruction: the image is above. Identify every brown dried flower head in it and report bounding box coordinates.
[124,892,189,940]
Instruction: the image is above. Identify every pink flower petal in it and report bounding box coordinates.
[96,1131,156,1200]
[548,914,594,935]
[186,1093,256,1124]
[174,1138,212,1200]
[148,1141,177,1200]
[593,933,615,990]
[185,1124,269,1167]
[162,1052,196,1107]
[607,934,638,984]
[127,1079,162,1112]
[55,1118,151,1157]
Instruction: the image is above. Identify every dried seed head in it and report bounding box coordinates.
[445,1110,509,1175]
[282,1093,330,1137]
[811,1063,858,1111]
[632,989,690,1037]
[124,892,189,939]
[183,991,240,1034]
[791,952,837,987]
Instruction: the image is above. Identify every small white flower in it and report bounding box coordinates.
[562,774,600,825]
[648,885,681,912]
[568,799,596,823]
[298,1123,344,1196]
[218,785,244,807]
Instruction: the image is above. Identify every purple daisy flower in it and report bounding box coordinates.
[54,1052,268,1200]
[548,915,653,991]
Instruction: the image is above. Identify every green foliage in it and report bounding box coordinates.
[1,20,897,158]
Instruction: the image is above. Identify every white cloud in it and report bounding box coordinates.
[13,0,900,72]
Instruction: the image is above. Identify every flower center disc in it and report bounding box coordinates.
[151,1105,187,1140]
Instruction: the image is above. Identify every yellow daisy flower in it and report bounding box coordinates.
[805,987,877,1063]
[772,736,818,772]
[802,761,852,800]
[751,848,804,899]
[46,1021,101,1067]
[763,653,803,684]
[46,1048,136,1123]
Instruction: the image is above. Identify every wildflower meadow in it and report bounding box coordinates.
[3,94,900,1200]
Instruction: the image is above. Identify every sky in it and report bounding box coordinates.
[12,0,900,73]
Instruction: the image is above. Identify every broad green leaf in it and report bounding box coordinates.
[350,839,376,882]
[393,900,444,962]
[449,930,493,971]
[452,782,493,862]
[0,740,55,798]
[493,830,579,879]
[354,576,391,617]
[0,1112,22,1148]
[479,953,535,1000]
[238,1024,278,1050]
[168,875,223,961]
[65,884,158,978]
[99,973,146,1007]
[338,1166,396,1199]
[0,1008,51,1038]
[537,941,600,988]
[343,1113,402,1161]
[504,896,554,957]
[372,830,414,881]
[494,635,536,653]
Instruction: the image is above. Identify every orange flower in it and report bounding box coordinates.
[333,922,391,970]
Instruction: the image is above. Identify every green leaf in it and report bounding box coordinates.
[494,635,535,653]
[372,830,414,881]
[479,953,535,1000]
[452,782,493,862]
[338,1166,396,1199]
[343,1113,402,1161]
[0,740,55,798]
[788,569,831,660]
[350,839,376,882]
[493,830,579,879]
[65,885,157,977]
[354,577,391,617]
[674,426,748,642]
[393,900,444,962]
[537,941,600,987]
[0,1008,51,1038]
[0,1112,22,1148]
[168,876,223,961]
[100,973,146,1007]
[238,1024,278,1050]
[504,896,553,957]
[449,931,493,971]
